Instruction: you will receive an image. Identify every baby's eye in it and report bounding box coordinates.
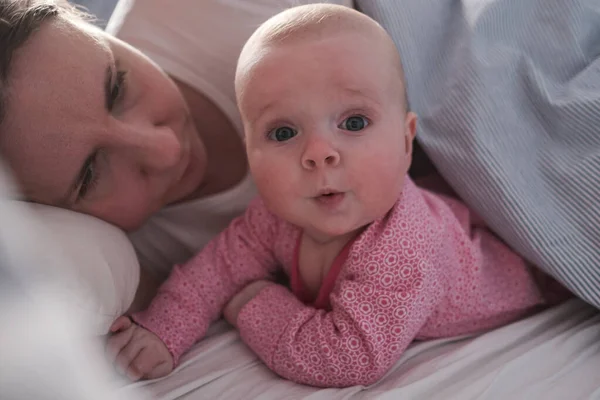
[268,126,298,142]
[339,115,369,131]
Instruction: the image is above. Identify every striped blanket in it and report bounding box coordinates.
[357,0,600,307]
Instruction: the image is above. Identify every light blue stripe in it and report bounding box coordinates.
[357,0,600,307]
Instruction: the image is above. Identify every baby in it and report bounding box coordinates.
[107,4,563,388]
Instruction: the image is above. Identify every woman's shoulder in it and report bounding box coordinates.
[128,173,258,278]
[106,0,354,109]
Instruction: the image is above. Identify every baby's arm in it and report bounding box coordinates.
[131,198,285,366]
[232,260,444,388]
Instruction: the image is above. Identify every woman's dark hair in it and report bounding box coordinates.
[0,0,91,125]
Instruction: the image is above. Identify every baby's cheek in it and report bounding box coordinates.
[252,164,281,194]
[355,157,406,211]
[251,164,295,207]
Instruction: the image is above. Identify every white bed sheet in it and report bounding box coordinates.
[119,299,600,399]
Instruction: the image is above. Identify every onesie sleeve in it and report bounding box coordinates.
[132,198,290,364]
[235,248,444,388]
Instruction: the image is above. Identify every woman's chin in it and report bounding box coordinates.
[166,157,208,206]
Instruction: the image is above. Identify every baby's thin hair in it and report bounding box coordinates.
[255,4,363,45]
[236,3,409,111]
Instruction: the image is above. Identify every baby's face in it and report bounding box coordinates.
[240,32,416,242]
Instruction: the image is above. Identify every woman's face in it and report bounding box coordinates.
[0,18,207,231]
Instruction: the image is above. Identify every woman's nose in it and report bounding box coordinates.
[301,134,340,170]
[116,122,183,173]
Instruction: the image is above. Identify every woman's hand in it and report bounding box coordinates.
[106,316,174,381]
[224,280,273,328]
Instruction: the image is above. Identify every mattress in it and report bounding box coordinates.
[120,299,600,399]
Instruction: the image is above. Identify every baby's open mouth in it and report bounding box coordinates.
[314,191,345,208]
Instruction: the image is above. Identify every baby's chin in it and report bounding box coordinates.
[302,222,368,245]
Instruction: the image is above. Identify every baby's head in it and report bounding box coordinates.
[236,4,417,242]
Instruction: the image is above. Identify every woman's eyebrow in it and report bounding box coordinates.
[104,61,115,110]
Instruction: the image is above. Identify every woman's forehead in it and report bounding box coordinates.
[9,19,112,100]
[1,20,113,204]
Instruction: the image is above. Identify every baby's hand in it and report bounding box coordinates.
[106,316,174,381]
[224,280,273,328]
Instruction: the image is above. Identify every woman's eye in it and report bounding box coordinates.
[340,115,368,131]
[78,165,94,199]
[268,126,298,142]
[76,154,101,201]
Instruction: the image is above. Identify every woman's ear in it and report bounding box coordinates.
[404,111,418,156]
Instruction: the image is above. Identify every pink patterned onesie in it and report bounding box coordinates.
[133,178,565,387]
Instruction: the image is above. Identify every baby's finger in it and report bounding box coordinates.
[115,338,145,376]
[131,347,169,381]
[110,316,132,333]
[125,363,143,382]
[105,328,134,363]
[146,360,173,380]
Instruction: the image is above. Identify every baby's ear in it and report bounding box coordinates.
[404,112,418,156]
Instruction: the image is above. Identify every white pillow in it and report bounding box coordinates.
[0,171,139,335]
